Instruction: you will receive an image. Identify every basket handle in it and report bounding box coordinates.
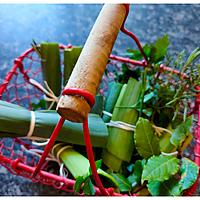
[57,4,127,122]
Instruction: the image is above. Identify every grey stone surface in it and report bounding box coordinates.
[0,4,199,196]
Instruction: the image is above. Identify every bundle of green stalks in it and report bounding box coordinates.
[103,78,142,171]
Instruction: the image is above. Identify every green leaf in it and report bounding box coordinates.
[111,173,132,192]
[153,34,170,63]
[128,160,143,186]
[82,177,95,195]
[147,176,182,196]
[179,157,199,191]
[170,116,193,148]
[98,169,119,188]
[143,44,151,58]
[142,155,179,183]
[134,117,160,158]
[74,176,85,193]
[127,48,144,60]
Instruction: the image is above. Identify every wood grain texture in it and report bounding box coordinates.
[57,4,126,122]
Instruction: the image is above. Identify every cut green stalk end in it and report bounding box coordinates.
[52,143,90,178]
[64,46,82,85]
[52,143,119,188]
[40,42,61,109]
[0,100,108,147]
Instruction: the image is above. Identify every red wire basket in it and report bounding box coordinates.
[0,43,199,196]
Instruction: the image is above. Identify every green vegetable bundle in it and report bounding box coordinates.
[0,100,108,147]
[103,78,142,171]
[1,35,199,196]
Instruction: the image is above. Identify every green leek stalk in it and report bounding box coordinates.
[52,143,119,187]
[40,42,61,109]
[63,46,82,85]
[103,78,142,171]
[102,82,123,123]
[0,100,108,147]
[52,143,89,178]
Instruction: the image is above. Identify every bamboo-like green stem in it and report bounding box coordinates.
[63,46,82,85]
[52,143,119,187]
[102,82,123,122]
[103,78,142,171]
[0,100,108,147]
[40,43,61,109]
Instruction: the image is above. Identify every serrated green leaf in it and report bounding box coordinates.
[147,176,182,196]
[127,48,143,60]
[111,173,131,192]
[134,117,160,158]
[170,116,193,148]
[153,35,170,63]
[143,44,151,57]
[82,177,95,195]
[142,155,179,183]
[74,176,85,193]
[179,157,199,191]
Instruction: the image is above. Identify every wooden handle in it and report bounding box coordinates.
[57,4,126,122]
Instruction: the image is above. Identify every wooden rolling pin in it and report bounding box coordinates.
[57,4,127,122]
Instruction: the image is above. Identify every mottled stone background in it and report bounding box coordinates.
[0,4,199,195]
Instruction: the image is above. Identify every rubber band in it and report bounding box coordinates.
[102,111,112,117]
[32,139,50,146]
[59,163,69,178]
[56,145,73,162]
[51,143,63,156]
[161,151,178,156]
[106,120,136,132]
[26,111,36,138]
